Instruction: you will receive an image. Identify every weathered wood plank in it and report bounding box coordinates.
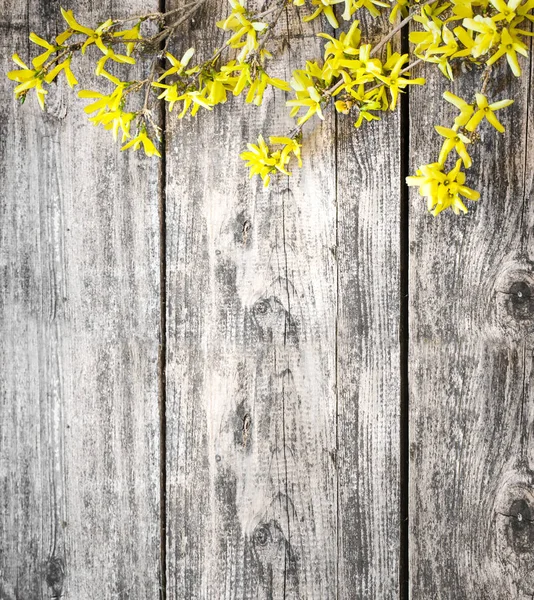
[0,2,161,598]
[164,3,339,597]
[336,16,403,598]
[409,47,534,597]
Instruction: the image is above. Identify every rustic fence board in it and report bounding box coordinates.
[164,4,342,597]
[409,53,534,598]
[0,2,162,599]
[336,18,403,600]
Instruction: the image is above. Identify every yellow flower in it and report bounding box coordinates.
[354,105,381,127]
[217,0,268,62]
[240,135,279,187]
[246,71,290,105]
[443,91,474,127]
[375,53,425,110]
[462,16,500,56]
[7,53,47,110]
[488,0,522,22]
[158,48,195,81]
[60,8,113,54]
[287,72,325,125]
[121,129,161,157]
[465,93,513,132]
[152,82,181,111]
[113,23,142,56]
[343,0,389,19]
[95,46,136,76]
[303,0,344,28]
[44,57,78,87]
[451,26,477,58]
[78,72,125,114]
[29,33,57,68]
[319,20,362,81]
[270,136,303,170]
[90,109,134,142]
[389,0,410,22]
[175,90,213,119]
[486,27,528,75]
[435,125,472,167]
[406,159,480,215]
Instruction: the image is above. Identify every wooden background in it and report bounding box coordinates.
[0,0,532,598]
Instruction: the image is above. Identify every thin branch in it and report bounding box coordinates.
[255,0,288,54]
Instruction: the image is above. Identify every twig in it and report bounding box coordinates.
[255,0,288,54]
[480,65,492,94]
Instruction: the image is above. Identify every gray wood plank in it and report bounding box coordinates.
[0,2,161,598]
[336,16,402,599]
[164,3,339,598]
[409,48,534,598]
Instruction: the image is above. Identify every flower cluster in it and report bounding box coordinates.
[284,20,425,132]
[407,91,513,215]
[6,0,532,216]
[240,136,303,186]
[409,0,533,79]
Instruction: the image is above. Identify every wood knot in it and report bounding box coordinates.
[252,296,297,343]
[251,519,299,592]
[253,524,271,547]
[234,211,252,247]
[494,476,534,588]
[506,498,534,554]
[44,556,65,595]
[492,264,534,340]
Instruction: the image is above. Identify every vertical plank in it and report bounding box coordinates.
[165,3,339,597]
[409,47,534,597]
[0,1,161,598]
[336,17,403,599]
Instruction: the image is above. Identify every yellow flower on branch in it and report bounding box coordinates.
[44,57,78,87]
[375,53,425,110]
[7,53,47,109]
[217,0,268,62]
[406,159,480,215]
[465,93,514,132]
[90,110,134,142]
[121,128,161,157]
[486,27,528,75]
[462,16,500,56]
[270,136,303,170]
[60,8,114,54]
[158,48,195,81]
[29,33,57,68]
[488,0,522,22]
[240,134,279,186]
[435,125,472,167]
[240,135,303,186]
[95,47,136,76]
[113,22,143,56]
[443,91,474,127]
[303,0,344,28]
[287,82,325,125]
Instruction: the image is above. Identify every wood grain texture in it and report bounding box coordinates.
[164,3,404,599]
[336,17,402,598]
[164,3,340,598]
[0,2,161,598]
[409,43,534,598]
